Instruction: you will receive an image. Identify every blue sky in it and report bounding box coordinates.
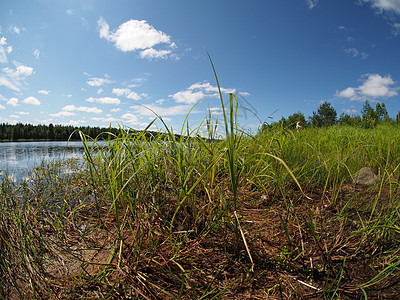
[1,0,400,132]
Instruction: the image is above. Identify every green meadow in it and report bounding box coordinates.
[1,65,400,299]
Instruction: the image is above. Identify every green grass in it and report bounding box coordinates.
[1,69,399,298]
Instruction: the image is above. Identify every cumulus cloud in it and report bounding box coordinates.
[337,74,399,101]
[171,90,206,104]
[121,113,141,125]
[86,76,112,87]
[0,63,34,91]
[50,105,102,117]
[112,88,142,100]
[112,88,130,96]
[98,17,176,60]
[49,111,76,117]
[38,90,50,95]
[91,117,119,123]
[86,96,121,105]
[3,64,34,79]
[63,105,102,114]
[0,37,6,46]
[139,48,171,60]
[131,104,192,117]
[7,97,18,106]
[169,81,236,104]
[22,96,40,105]
[0,104,5,110]
[361,0,400,15]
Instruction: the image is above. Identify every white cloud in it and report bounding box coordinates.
[169,81,236,105]
[393,22,400,35]
[3,64,34,79]
[0,47,7,63]
[0,77,20,91]
[98,17,176,60]
[344,48,368,59]
[22,96,40,105]
[17,111,29,115]
[307,0,319,9]
[97,88,103,94]
[0,104,5,110]
[33,49,40,59]
[91,117,119,123]
[0,37,6,46]
[86,76,112,87]
[337,73,399,101]
[344,47,359,57]
[140,48,171,60]
[7,46,12,54]
[86,96,121,105]
[121,113,140,125]
[66,9,74,16]
[171,90,206,104]
[112,87,142,100]
[361,0,400,15]
[9,114,20,118]
[131,104,192,117]
[63,94,72,98]
[49,111,76,117]
[338,87,357,99]
[127,91,141,100]
[111,108,121,112]
[344,108,359,114]
[7,97,18,106]
[63,105,102,114]
[0,63,34,91]
[9,26,21,35]
[112,88,130,96]
[38,89,50,95]
[359,74,397,97]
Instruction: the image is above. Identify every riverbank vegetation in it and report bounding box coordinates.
[1,70,400,298]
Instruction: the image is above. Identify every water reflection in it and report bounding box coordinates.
[0,141,90,182]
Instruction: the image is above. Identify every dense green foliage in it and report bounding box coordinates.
[0,122,123,141]
[268,100,397,131]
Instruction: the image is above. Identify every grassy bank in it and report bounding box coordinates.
[1,94,399,299]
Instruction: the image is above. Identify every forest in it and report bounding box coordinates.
[0,123,123,141]
[263,100,398,130]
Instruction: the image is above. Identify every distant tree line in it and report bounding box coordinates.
[263,100,396,131]
[0,123,123,141]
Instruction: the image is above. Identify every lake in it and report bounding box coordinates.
[0,141,90,182]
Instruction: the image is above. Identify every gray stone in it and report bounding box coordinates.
[354,167,379,185]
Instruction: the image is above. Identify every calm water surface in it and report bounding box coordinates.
[0,141,90,182]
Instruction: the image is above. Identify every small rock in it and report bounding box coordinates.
[354,167,379,185]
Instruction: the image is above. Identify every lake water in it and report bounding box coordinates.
[0,141,89,182]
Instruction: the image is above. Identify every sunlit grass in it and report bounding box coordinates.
[1,74,399,298]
